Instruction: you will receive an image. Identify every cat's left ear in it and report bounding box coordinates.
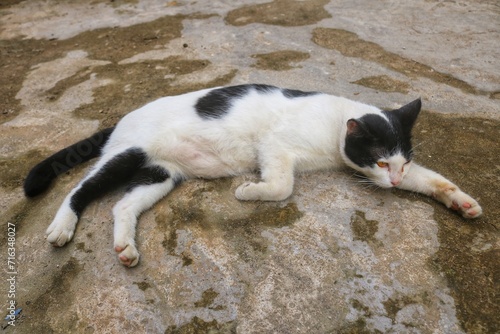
[395,98,421,132]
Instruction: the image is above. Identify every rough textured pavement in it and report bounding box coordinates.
[0,1,499,333]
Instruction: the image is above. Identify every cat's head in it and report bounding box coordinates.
[342,98,421,188]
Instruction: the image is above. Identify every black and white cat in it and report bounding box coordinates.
[24,84,482,267]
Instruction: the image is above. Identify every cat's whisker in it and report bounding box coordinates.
[349,173,383,193]
[350,173,372,184]
[348,170,366,179]
[349,173,382,193]
[410,141,426,155]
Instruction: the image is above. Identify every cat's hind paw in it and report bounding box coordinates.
[46,210,78,247]
[114,244,140,267]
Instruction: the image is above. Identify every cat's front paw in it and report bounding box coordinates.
[450,193,482,219]
[114,244,140,267]
[46,210,78,247]
[435,187,482,219]
[235,182,259,201]
[235,181,293,201]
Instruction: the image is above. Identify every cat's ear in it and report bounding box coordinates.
[346,119,371,137]
[346,119,359,135]
[395,98,421,132]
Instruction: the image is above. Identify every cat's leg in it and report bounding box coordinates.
[398,162,482,218]
[112,166,180,267]
[236,151,294,201]
[45,195,79,247]
[46,148,146,246]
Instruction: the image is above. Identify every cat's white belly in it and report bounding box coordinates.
[159,137,258,178]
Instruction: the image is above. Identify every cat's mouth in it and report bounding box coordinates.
[352,172,394,189]
[365,179,393,189]
[368,176,398,189]
[378,182,397,189]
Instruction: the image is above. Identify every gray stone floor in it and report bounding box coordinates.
[0,1,498,333]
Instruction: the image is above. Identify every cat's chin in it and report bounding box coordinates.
[373,181,395,189]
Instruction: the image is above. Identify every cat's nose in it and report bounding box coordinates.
[391,180,400,186]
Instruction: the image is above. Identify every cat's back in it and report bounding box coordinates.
[110,84,378,151]
[115,85,328,136]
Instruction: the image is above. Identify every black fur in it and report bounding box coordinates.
[172,175,185,187]
[23,127,115,197]
[69,148,170,217]
[195,84,276,119]
[195,84,319,119]
[386,98,421,135]
[344,99,421,167]
[282,88,318,98]
[125,166,170,192]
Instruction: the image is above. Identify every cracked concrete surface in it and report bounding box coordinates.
[0,0,498,333]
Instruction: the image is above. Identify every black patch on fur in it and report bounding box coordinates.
[386,98,421,135]
[282,88,318,98]
[172,175,185,187]
[24,127,115,197]
[344,99,421,168]
[345,114,395,167]
[195,84,276,119]
[69,148,149,217]
[126,166,170,192]
[253,84,277,93]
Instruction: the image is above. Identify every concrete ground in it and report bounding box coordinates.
[0,0,499,333]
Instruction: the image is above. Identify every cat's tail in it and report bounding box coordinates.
[24,127,115,197]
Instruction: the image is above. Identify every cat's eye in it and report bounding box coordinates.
[376,161,389,168]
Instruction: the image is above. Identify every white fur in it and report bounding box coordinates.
[349,153,410,188]
[45,87,482,266]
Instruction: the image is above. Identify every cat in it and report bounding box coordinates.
[24,84,482,267]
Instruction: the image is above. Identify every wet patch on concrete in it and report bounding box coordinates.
[75,242,92,253]
[84,65,236,128]
[251,50,310,71]
[0,38,50,123]
[0,13,219,125]
[72,57,206,127]
[338,317,376,334]
[393,110,500,333]
[352,75,410,94]
[312,28,493,96]
[0,149,46,190]
[0,0,24,8]
[61,14,200,63]
[28,257,84,333]
[226,0,331,27]
[350,210,380,247]
[194,288,219,308]
[134,281,152,292]
[165,316,236,334]
[100,0,141,8]
[383,292,431,325]
[342,298,393,334]
[156,178,304,265]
